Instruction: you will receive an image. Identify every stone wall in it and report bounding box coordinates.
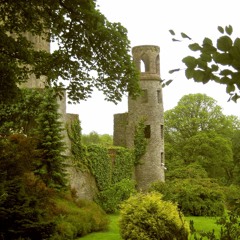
[113,112,128,147]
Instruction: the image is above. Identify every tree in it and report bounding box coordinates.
[165,93,231,140]
[34,89,67,189]
[0,134,56,239]
[0,0,140,103]
[164,93,236,183]
[82,131,113,146]
[168,25,240,102]
[150,178,225,217]
[182,132,233,181]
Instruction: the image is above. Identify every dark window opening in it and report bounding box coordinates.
[161,152,164,164]
[157,90,162,104]
[160,125,164,140]
[156,55,160,74]
[144,125,151,138]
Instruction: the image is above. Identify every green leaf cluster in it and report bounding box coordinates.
[1,0,141,104]
[81,145,136,213]
[95,178,136,213]
[34,89,67,190]
[51,197,108,239]
[0,88,45,135]
[81,131,113,147]
[0,88,68,190]
[151,178,225,217]
[87,145,112,191]
[170,25,240,102]
[67,118,88,171]
[164,93,236,184]
[119,192,190,240]
[0,134,56,239]
[134,119,148,165]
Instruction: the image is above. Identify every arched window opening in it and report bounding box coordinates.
[140,53,150,72]
[140,60,145,72]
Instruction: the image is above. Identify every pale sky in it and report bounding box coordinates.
[67,0,240,134]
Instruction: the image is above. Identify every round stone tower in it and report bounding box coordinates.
[20,33,50,89]
[126,45,165,191]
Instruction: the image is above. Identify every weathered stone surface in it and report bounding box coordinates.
[114,45,165,191]
[21,33,165,196]
[67,165,98,200]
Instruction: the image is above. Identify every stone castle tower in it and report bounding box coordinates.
[114,45,165,191]
[20,33,50,89]
[19,33,98,200]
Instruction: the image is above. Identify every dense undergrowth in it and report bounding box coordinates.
[50,193,109,240]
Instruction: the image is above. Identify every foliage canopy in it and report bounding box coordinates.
[164,93,236,183]
[1,0,140,103]
[168,25,240,102]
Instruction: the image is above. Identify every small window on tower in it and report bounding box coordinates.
[161,152,164,164]
[144,125,151,138]
[142,89,148,103]
[160,125,164,140]
[157,90,162,104]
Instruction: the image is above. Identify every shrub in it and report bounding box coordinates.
[223,184,240,214]
[119,192,190,240]
[0,134,56,240]
[95,178,136,213]
[52,196,109,239]
[166,163,208,181]
[151,178,225,216]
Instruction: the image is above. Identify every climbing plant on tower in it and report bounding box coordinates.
[134,119,148,165]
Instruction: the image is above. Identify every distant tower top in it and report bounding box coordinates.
[132,45,160,76]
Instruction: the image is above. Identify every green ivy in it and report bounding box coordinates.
[111,147,134,184]
[95,178,136,213]
[85,144,136,213]
[66,118,88,171]
[86,145,112,191]
[134,119,147,165]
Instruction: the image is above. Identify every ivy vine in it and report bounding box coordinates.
[134,118,148,165]
[66,118,88,171]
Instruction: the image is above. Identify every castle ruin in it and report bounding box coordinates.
[20,34,165,195]
[114,45,165,191]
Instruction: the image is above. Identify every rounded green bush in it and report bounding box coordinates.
[119,192,189,240]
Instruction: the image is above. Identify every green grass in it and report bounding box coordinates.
[78,214,221,240]
[186,216,221,239]
[78,214,121,240]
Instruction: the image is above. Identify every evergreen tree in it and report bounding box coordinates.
[34,89,67,190]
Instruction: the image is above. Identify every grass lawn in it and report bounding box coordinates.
[78,214,221,240]
[78,214,121,240]
[185,216,221,239]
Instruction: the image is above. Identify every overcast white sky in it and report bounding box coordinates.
[67,0,240,134]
